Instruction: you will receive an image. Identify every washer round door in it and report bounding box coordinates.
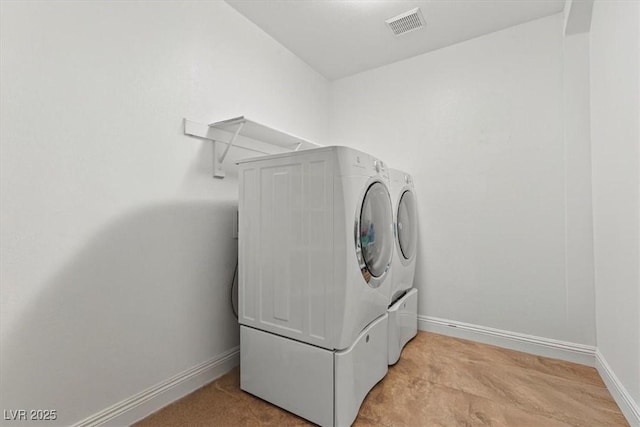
[357,181,393,288]
[396,189,417,262]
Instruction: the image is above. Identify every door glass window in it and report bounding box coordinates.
[397,190,416,260]
[360,182,393,278]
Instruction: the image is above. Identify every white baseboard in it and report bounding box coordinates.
[71,346,240,427]
[418,315,596,366]
[595,349,640,427]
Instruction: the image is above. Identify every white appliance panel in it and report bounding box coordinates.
[240,167,259,323]
[240,326,334,427]
[334,174,393,349]
[388,169,418,303]
[239,146,393,350]
[239,150,335,348]
[335,314,388,426]
[239,147,396,426]
[387,288,418,365]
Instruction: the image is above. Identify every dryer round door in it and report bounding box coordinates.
[397,189,417,263]
[356,181,393,288]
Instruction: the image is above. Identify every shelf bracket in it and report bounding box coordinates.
[213,122,244,179]
[183,116,320,179]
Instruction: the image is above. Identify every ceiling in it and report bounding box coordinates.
[225,0,565,81]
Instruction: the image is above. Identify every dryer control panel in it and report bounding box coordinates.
[373,159,388,179]
[350,152,388,178]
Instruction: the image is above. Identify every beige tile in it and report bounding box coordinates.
[357,380,575,427]
[399,335,626,426]
[135,332,628,427]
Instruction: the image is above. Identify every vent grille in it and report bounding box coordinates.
[385,8,425,36]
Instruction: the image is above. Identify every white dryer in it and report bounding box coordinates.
[387,168,418,365]
[238,146,394,426]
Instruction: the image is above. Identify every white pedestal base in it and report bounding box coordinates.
[240,314,388,427]
[387,288,418,365]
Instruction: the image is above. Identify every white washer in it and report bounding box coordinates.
[238,146,394,426]
[387,168,418,365]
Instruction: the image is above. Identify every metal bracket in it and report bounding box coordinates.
[213,122,244,179]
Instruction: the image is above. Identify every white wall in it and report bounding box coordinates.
[563,31,596,346]
[0,1,328,425]
[590,0,640,406]
[2,0,636,424]
[330,14,597,346]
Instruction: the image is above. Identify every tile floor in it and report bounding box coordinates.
[135,332,628,426]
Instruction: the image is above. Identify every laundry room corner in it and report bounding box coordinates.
[328,12,597,355]
[2,0,638,426]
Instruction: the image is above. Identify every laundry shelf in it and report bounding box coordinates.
[183,116,321,178]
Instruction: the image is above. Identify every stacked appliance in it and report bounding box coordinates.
[237,146,394,426]
[387,169,419,365]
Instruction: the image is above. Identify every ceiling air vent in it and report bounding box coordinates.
[385,7,425,36]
